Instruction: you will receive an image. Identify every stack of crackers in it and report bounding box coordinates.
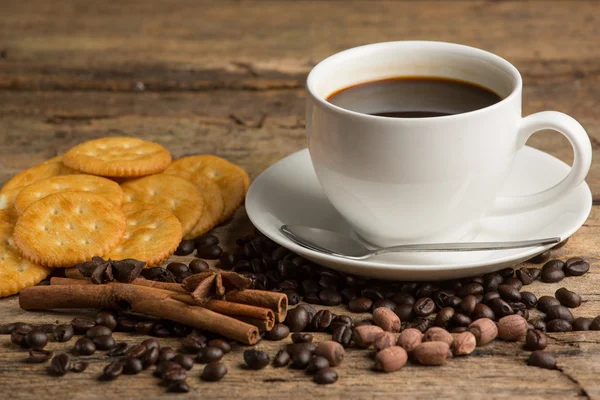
[0,137,249,298]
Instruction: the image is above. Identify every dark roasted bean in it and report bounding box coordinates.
[306,356,330,374]
[181,335,205,354]
[373,299,397,311]
[105,342,127,357]
[71,317,96,334]
[286,306,310,332]
[411,317,431,333]
[489,298,514,318]
[272,349,291,368]
[546,319,572,332]
[361,288,385,301]
[528,250,551,264]
[332,325,352,347]
[482,291,501,304]
[528,351,556,369]
[392,293,415,305]
[451,313,472,327]
[525,330,548,350]
[167,381,190,393]
[11,330,28,347]
[244,349,270,370]
[26,331,48,349]
[394,304,414,321]
[303,293,321,304]
[413,298,436,317]
[196,347,224,364]
[546,305,574,323]
[189,258,210,273]
[121,357,143,375]
[319,289,342,306]
[167,262,190,277]
[435,307,455,328]
[134,321,154,335]
[543,259,565,271]
[159,347,177,362]
[86,325,112,338]
[290,349,312,369]
[126,344,148,359]
[102,361,123,380]
[564,257,590,276]
[301,280,321,295]
[50,353,71,376]
[74,337,97,356]
[196,244,223,259]
[141,267,176,282]
[471,304,495,321]
[291,333,313,343]
[311,310,333,331]
[195,234,219,247]
[141,347,159,369]
[267,324,290,341]
[503,278,523,290]
[554,287,582,308]
[449,326,469,334]
[26,349,53,363]
[207,339,231,354]
[201,362,227,381]
[541,269,565,283]
[71,361,88,373]
[348,297,373,313]
[162,365,187,382]
[516,268,536,285]
[174,239,195,256]
[172,354,194,371]
[573,317,592,331]
[458,295,477,315]
[537,296,561,313]
[446,296,462,308]
[531,320,547,332]
[458,283,484,298]
[93,335,115,351]
[314,368,338,384]
[483,273,503,292]
[115,319,136,332]
[590,316,600,330]
[329,315,353,333]
[520,292,538,308]
[95,310,118,331]
[286,342,317,355]
[416,283,435,299]
[498,268,515,279]
[53,324,74,342]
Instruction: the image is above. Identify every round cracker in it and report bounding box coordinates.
[13,192,127,267]
[1,156,76,194]
[104,203,182,266]
[0,209,17,225]
[168,155,246,222]
[0,221,51,298]
[0,187,20,211]
[233,164,251,194]
[164,169,225,239]
[14,175,124,216]
[63,137,172,178]
[120,174,204,236]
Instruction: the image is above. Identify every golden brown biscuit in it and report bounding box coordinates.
[104,203,182,266]
[13,192,127,267]
[63,137,172,178]
[0,157,76,194]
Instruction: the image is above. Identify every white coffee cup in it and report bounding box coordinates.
[306,41,592,246]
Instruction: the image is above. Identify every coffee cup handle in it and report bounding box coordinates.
[490,111,592,216]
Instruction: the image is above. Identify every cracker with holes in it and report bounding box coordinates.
[0,187,20,212]
[14,175,124,216]
[13,192,126,267]
[167,155,247,222]
[104,202,182,266]
[121,174,204,236]
[163,169,225,239]
[63,137,172,178]
[1,156,76,194]
[0,221,51,298]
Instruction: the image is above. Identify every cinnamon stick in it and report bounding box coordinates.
[50,277,275,331]
[50,276,186,293]
[225,290,288,323]
[19,283,259,345]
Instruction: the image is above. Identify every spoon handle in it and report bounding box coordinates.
[372,237,561,256]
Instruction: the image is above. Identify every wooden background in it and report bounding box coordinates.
[0,1,599,398]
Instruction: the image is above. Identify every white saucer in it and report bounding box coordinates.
[246,147,592,280]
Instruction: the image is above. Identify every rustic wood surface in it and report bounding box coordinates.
[1,0,599,399]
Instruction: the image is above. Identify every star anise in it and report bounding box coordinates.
[76,257,146,284]
[182,270,253,304]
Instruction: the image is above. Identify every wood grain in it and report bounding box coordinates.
[0,0,599,398]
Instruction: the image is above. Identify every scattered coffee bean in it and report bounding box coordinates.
[115,319,136,332]
[189,258,210,274]
[167,381,190,393]
[537,296,561,313]
[413,298,436,317]
[201,362,228,381]
[498,285,521,302]
[175,240,195,256]
[74,337,97,356]
[181,335,205,354]
[314,368,338,384]
[434,307,455,328]
[373,307,401,332]
[489,298,514,318]
[154,361,180,378]
[564,257,589,276]
[541,264,565,283]
[546,305,574,323]
[122,357,143,375]
[172,354,194,370]
[53,324,74,342]
[71,317,96,334]
[86,325,112,339]
[286,307,310,332]
[452,331,476,356]
[95,310,118,331]
[554,287,582,308]
[482,292,501,304]
[457,295,477,315]
[26,331,48,349]
[373,332,396,352]
[352,325,384,348]
[471,303,495,321]
[11,330,28,348]
[50,353,71,376]
[244,349,270,370]
[497,315,528,341]
[468,318,498,345]
[573,317,592,331]
[311,310,333,331]
[197,244,223,259]
[290,349,312,369]
[590,316,600,330]
[503,278,523,290]
[520,292,537,308]
[196,346,224,364]
[163,366,187,382]
[315,340,345,366]
[195,234,219,247]
[208,339,231,354]
[332,325,352,348]
[319,289,342,306]
[396,328,423,353]
[158,347,177,362]
[135,321,155,335]
[267,324,290,341]
[348,297,373,313]
[528,250,551,264]
[272,349,291,368]
[373,299,397,311]
[413,342,451,365]
[306,356,330,374]
[451,313,472,327]
[291,333,313,343]
[411,317,431,333]
[394,304,414,321]
[26,349,53,363]
[527,350,556,370]
[141,267,176,283]
[93,335,115,351]
[546,319,573,332]
[392,293,415,305]
[102,361,123,380]
[423,327,453,346]
[71,361,88,373]
[140,347,159,369]
[531,320,546,332]
[516,267,536,284]
[525,329,547,350]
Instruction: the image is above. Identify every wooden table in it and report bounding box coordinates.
[1,1,599,398]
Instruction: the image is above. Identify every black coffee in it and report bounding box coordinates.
[326,77,502,118]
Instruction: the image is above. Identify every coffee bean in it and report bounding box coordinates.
[413,298,436,317]
[498,268,515,279]
[527,351,556,370]
[140,347,159,369]
[573,317,592,331]
[489,297,514,317]
[541,268,565,283]
[159,347,177,362]
[471,303,495,321]
[589,316,600,330]
[373,299,396,311]
[167,381,190,393]
[154,361,180,378]
[26,349,53,363]
[451,313,472,327]
[141,267,176,282]
[306,356,330,374]
[503,278,523,290]
[329,315,353,333]
[120,357,143,375]
[195,234,219,247]
[452,331,477,356]
[102,361,123,380]
[525,329,547,350]
[519,291,537,308]
[126,343,148,358]
[172,354,194,370]
[314,340,345,366]
[291,333,313,344]
[468,318,498,345]
[71,361,88,373]
[201,362,228,381]
[74,337,97,356]
[392,293,415,305]
[413,342,451,365]
[536,296,560,313]
[317,289,341,306]
[458,283,484,298]
[331,325,352,348]
[189,258,210,273]
[11,330,28,347]
[272,349,291,368]
[196,346,224,364]
[314,368,338,384]
[115,319,136,332]
[528,250,551,264]
[394,304,414,321]
[26,331,48,349]
[266,324,290,341]
[564,257,590,276]
[167,261,190,277]
[348,297,373,313]
[361,287,385,301]
[86,325,112,338]
[50,353,71,376]
[135,321,155,335]
[53,324,74,342]
[435,307,455,327]
[207,339,231,354]
[497,285,521,302]
[286,306,310,332]
[482,292,501,304]
[531,320,547,332]
[546,319,573,332]
[311,310,333,331]
[458,295,477,314]
[243,349,270,370]
[181,335,205,354]
[93,335,115,351]
[71,317,96,334]
[36,324,57,334]
[94,311,117,331]
[290,349,312,369]
[163,366,187,382]
[546,305,574,323]
[411,317,431,333]
[197,244,223,259]
[423,327,453,346]
[174,239,195,256]
[352,325,384,348]
[554,287,582,308]
[516,268,535,285]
